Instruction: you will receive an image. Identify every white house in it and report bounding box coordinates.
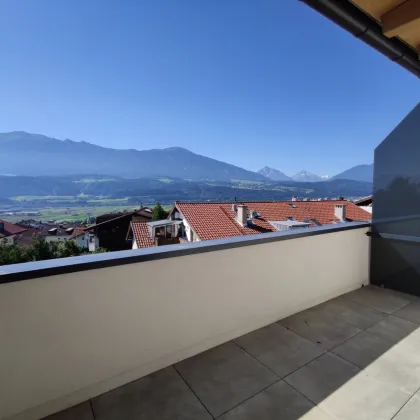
[71,228,99,251]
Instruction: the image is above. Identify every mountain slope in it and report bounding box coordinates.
[292,170,322,182]
[333,164,373,182]
[0,132,265,182]
[257,166,293,181]
[0,175,372,201]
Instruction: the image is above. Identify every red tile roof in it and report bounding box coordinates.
[71,227,88,239]
[175,200,371,241]
[0,220,27,238]
[131,221,154,248]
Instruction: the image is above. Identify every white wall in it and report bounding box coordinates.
[0,226,370,420]
[73,234,99,251]
[74,234,88,248]
[44,235,71,243]
[2,235,16,245]
[182,217,198,242]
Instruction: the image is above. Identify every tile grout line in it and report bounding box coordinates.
[172,364,215,420]
[341,288,413,315]
[231,340,282,379]
[89,399,96,420]
[233,339,342,419]
[389,312,420,327]
[277,315,362,354]
[282,380,341,420]
[214,378,283,419]
[390,384,420,420]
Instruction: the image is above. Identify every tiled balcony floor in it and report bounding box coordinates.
[45,285,420,420]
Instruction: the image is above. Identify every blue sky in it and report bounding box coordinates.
[1,0,419,176]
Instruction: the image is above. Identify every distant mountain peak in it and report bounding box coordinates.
[292,170,322,182]
[333,164,373,182]
[258,166,293,182]
[163,146,190,152]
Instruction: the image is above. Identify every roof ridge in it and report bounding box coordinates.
[219,206,244,236]
[176,199,351,205]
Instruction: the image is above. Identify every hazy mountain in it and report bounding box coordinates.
[0,175,372,201]
[0,132,265,182]
[333,164,373,183]
[292,170,322,182]
[320,175,331,180]
[257,166,293,181]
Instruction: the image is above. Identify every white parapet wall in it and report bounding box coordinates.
[0,224,370,420]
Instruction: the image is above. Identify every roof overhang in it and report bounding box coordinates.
[300,0,420,78]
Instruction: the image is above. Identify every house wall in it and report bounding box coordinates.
[88,235,99,252]
[1,235,16,245]
[0,225,369,420]
[132,238,138,249]
[74,235,88,248]
[44,235,71,243]
[182,218,198,242]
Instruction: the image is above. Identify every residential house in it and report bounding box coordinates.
[0,220,27,245]
[14,227,43,247]
[38,224,79,243]
[127,219,183,249]
[171,200,372,242]
[71,227,99,252]
[88,207,153,251]
[127,200,371,248]
[355,196,373,214]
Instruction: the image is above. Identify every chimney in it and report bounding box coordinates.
[236,205,248,227]
[334,204,346,222]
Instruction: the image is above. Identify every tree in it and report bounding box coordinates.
[152,202,168,220]
[0,238,85,265]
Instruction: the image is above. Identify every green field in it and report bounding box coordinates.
[72,178,116,183]
[12,195,76,201]
[0,203,173,223]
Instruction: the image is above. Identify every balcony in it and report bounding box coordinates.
[1,221,416,419]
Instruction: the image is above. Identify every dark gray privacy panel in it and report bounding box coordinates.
[371,103,420,295]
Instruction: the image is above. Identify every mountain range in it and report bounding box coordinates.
[0,175,373,202]
[258,166,371,183]
[0,132,265,182]
[0,131,373,183]
[257,166,293,181]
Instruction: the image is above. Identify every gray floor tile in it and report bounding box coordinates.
[219,380,335,420]
[393,393,420,420]
[91,366,212,420]
[343,285,411,314]
[314,296,386,329]
[278,308,361,350]
[318,371,411,420]
[332,331,394,368]
[366,315,419,344]
[362,339,420,394]
[175,342,278,418]
[393,300,420,325]
[43,402,94,420]
[284,352,360,404]
[234,323,325,378]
